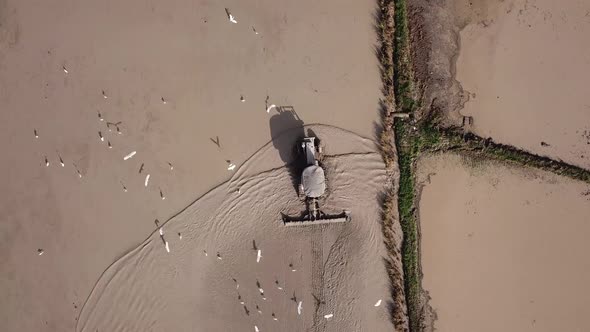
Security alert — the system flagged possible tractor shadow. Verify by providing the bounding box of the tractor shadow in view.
[268,106,309,193]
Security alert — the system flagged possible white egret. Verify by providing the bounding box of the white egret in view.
[225,8,237,24]
[123,151,137,160]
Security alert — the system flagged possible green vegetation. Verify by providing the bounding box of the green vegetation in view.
[393,118,443,331]
[390,0,423,329]
[392,0,415,114]
[394,121,421,332]
[432,127,590,183]
[376,1,411,330]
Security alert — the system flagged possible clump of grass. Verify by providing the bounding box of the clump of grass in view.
[376,0,398,173]
[393,0,416,114]
[380,187,410,330]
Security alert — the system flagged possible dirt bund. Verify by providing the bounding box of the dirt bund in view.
[76,125,397,332]
[456,0,590,168]
[417,153,590,332]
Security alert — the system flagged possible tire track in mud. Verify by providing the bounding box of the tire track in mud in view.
[311,225,325,331]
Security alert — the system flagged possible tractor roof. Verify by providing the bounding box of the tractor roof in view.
[302,164,326,198]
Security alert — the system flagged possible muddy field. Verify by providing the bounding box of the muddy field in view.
[456,0,590,168]
[408,1,590,330]
[418,153,590,332]
[0,0,395,331]
[78,125,395,332]
[409,0,590,167]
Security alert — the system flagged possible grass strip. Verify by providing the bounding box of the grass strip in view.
[430,127,590,183]
[376,0,412,331]
[389,0,424,330]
